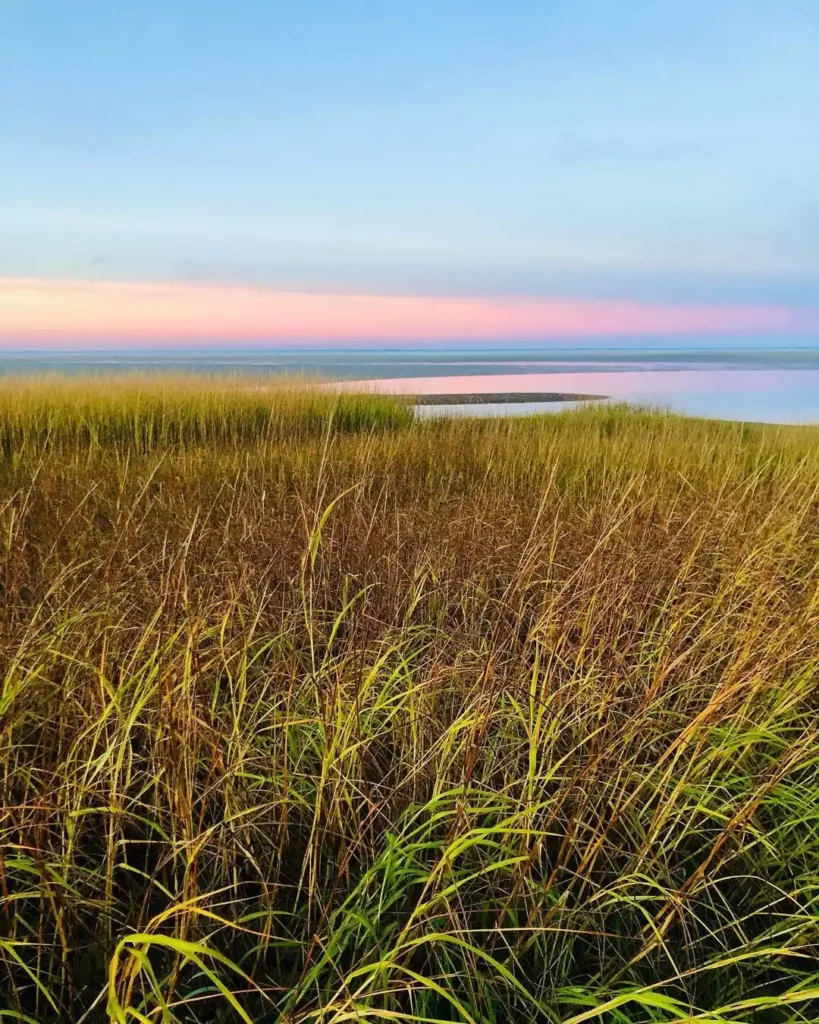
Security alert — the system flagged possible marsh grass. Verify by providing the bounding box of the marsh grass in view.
[0,373,411,454]
[0,376,817,1022]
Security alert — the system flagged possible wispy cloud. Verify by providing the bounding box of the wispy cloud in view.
[1,277,817,347]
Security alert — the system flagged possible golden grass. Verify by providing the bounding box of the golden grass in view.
[0,376,817,1022]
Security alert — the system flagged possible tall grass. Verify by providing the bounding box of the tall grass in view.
[0,374,411,453]
[0,378,817,1022]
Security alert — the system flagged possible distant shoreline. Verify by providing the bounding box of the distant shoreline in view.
[408,392,606,405]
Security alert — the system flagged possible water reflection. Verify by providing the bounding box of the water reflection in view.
[416,400,591,419]
[340,370,819,424]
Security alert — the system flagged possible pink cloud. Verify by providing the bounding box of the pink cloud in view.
[0,277,817,345]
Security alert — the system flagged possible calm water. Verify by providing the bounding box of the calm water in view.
[2,342,819,424]
[359,369,819,424]
[416,400,591,419]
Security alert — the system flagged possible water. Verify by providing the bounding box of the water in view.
[416,400,590,419]
[320,343,819,424]
[2,341,819,423]
[360,369,819,424]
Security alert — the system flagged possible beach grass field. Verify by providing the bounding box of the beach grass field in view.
[1,375,817,1022]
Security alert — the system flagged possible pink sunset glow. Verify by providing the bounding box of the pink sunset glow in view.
[1,278,817,345]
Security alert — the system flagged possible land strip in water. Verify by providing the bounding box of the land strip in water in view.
[409,390,606,404]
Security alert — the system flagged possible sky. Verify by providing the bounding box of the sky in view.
[1,0,818,347]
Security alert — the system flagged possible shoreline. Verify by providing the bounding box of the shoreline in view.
[406,392,606,405]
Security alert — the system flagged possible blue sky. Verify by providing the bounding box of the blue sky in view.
[1,0,818,311]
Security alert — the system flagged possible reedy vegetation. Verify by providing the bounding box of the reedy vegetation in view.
[0,376,817,1023]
